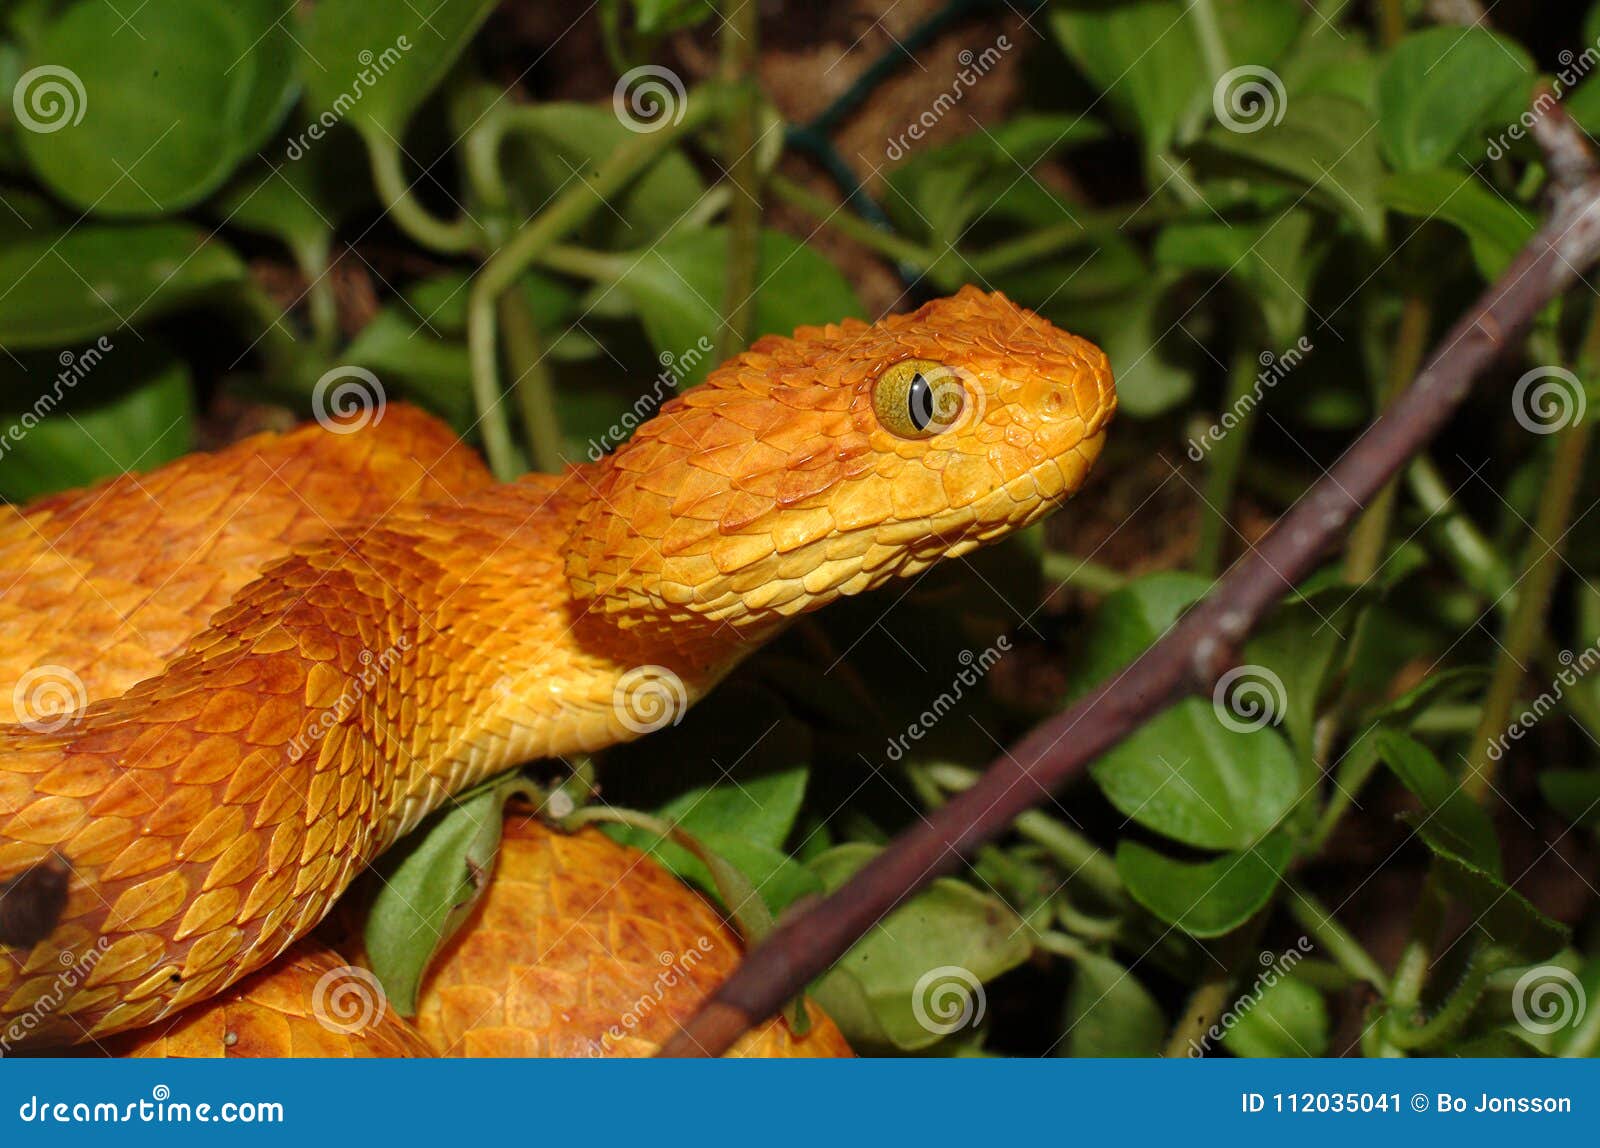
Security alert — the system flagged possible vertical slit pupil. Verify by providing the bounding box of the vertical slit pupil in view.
[908,372,933,431]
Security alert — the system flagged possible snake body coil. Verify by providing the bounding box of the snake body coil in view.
[0,288,1113,1046]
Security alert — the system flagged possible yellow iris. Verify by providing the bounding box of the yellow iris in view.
[872,359,965,438]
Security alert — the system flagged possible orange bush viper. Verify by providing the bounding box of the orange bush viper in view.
[0,286,1114,1046]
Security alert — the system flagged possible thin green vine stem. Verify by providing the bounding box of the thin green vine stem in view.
[1186,0,1230,85]
[467,87,727,479]
[767,173,937,271]
[716,0,762,361]
[497,291,564,473]
[1464,416,1594,801]
[1346,296,1431,583]
[1386,945,1508,1051]
[1195,347,1262,575]
[1040,551,1127,595]
[1462,323,1599,803]
[1406,455,1517,607]
[1284,882,1390,992]
[363,126,482,255]
[922,764,1125,906]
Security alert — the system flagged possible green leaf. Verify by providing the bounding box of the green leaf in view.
[1116,832,1292,938]
[1381,170,1535,280]
[0,340,191,500]
[615,228,862,385]
[19,0,297,215]
[364,776,536,1015]
[0,223,247,348]
[1376,730,1501,875]
[1203,94,1384,243]
[1050,0,1301,156]
[501,103,706,250]
[1050,0,1201,157]
[1376,27,1533,172]
[1220,975,1329,1057]
[344,309,474,431]
[1058,950,1166,1057]
[882,114,1106,248]
[1075,574,1300,850]
[808,844,1031,1052]
[1427,843,1568,962]
[606,768,818,914]
[1154,209,1322,345]
[300,0,497,141]
[1067,272,1194,418]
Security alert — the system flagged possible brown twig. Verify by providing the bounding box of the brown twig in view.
[659,94,1600,1058]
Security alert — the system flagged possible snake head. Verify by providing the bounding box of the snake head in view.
[568,285,1115,629]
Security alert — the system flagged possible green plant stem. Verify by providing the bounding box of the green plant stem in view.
[716,0,762,361]
[228,283,314,395]
[1406,455,1516,607]
[1346,297,1430,583]
[1285,882,1389,991]
[1386,945,1507,1050]
[536,243,630,282]
[1195,348,1261,575]
[497,290,564,473]
[1186,0,1230,84]
[1463,414,1594,802]
[767,173,937,270]
[1377,0,1406,46]
[1384,870,1445,1051]
[923,764,1125,906]
[1040,551,1127,594]
[364,127,481,255]
[467,87,725,479]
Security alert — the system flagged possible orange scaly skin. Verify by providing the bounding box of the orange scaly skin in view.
[95,943,437,1058]
[0,287,1114,1047]
[410,817,853,1057]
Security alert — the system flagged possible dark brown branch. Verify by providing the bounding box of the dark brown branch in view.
[660,94,1600,1058]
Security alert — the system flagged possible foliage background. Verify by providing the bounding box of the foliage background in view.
[4,0,1600,1057]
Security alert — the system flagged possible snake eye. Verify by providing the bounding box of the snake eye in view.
[873,359,966,438]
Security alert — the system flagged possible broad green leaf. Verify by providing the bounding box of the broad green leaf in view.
[0,223,247,348]
[615,228,861,384]
[1067,272,1194,418]
[882,114,1106,247]
[344,309,475,431]
[808,843,1030,1052]
[1116,832,1292,938]
[1051,0,1301,156]
[364,777,536,1015]
[300,0,497,140]
[1154,209,1322,345]
[1376,730,1501,875]
[1381,170,1535,280]
[20,0,297,214]
[501,103,706,250]
[1280,28,1378,109]
[1050,0,1200,156]
[1074,574,1300,850]
[1377,27,1533,172]
[1058,951,1166,1057]
[1203,94,1384,243]
[1220,975,1329,1057]
[0,341,191,500]
[607,768,817,913]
